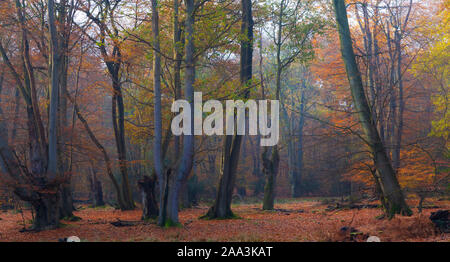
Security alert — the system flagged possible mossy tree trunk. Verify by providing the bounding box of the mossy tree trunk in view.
[333,0,411,218]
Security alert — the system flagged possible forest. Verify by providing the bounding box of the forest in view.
[0,0,448,242]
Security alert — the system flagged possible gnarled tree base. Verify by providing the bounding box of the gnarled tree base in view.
[202,204,236,220]
[31,194,60,231]
[138,175,159,220]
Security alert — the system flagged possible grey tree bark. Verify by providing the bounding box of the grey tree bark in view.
[57,1,76,219]
[149,0,165,226]
[47,0,60,180]
[263,0,284,210]
[163,0,196,226]
[48,0,76,220]
[173,0,183,160]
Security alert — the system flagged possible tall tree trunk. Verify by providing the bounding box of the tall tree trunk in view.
[51,0,77,220]
[47,0,60,180]
[205,0,253,219]
[0,71,3,114]
[392,32,404,171]
[252,28,265,197]
[49,0,76,219]
[386,21,397,160]
[262,2,283,210]
[112,80,134,210]
[10,89,21,143]
[292,85,305,198]
[0,72,7,175]
[374,39,385,144]
[174,0,191,210]
[173,0,183,160]
[163,0,196,226]
[282,99,297,198]
[58,37,75,219]
[150,0,166,226]
[333,0,411,218]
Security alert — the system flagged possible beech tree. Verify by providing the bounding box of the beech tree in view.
[0,0,445,235]
[261,0,323,210]
[333,0,411,217]
[0,0,76,229]
[204,0,254,219]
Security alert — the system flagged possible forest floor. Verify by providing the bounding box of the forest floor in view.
[0,198,448,242]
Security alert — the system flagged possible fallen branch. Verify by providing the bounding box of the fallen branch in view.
[110,219,156,227]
